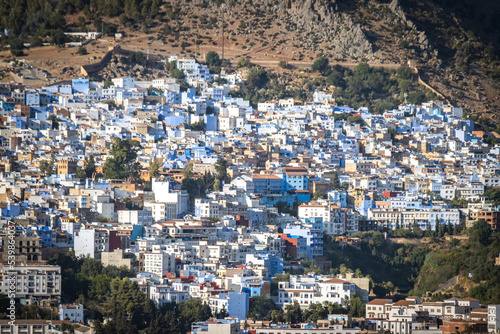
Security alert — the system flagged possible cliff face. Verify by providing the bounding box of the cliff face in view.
[178,0,498,119]
[5,0,499,119]
[283,0,374,60]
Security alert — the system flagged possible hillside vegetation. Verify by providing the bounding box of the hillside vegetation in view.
[413,220,500,304]
[325,221,500,304]
[0,0,499,119]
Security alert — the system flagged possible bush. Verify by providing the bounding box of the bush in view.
[311,56,330,75]
[396,66,413,80]
[129,52,146,65]
[76,46,88,55]
[51,29,67,46]
[237,57,251,68]
[246,66,269,89]
[205,51,221,67]
[326,69,345,88]
[278,60,287,69]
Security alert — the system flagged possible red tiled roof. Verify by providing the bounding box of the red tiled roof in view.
[322,278,349,284]
[367,299,392,305]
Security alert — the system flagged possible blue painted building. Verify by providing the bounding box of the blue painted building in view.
[283,225,323,259]
[72,78,89,94]
[0,203,20,218]
[245,253,283,278]
[0,99,15,111]
[275,166,309,192]
[328,189,347,207]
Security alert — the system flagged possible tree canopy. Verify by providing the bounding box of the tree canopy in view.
[103,137,141,180]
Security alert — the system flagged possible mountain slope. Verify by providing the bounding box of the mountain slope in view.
[0,0,499,120]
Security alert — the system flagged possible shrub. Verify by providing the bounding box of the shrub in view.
[76,46,88,55]
[278,60,287,69]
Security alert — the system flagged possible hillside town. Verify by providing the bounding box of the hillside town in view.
[0,56,499,334]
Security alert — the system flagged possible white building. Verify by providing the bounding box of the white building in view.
[488,305,500,333]
[149,285,190,306]
[278,275,355,309]
[0,264,61,303]
[59,304,84,323]
[143,252,176,277]
[208,292,249,321]
[112,76,135,89]
[117,209,153,226]
[74,229,118,259]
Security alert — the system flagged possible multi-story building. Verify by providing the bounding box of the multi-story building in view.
[488,305,500,333]
[277,275,356,309]
[207,292,249,321]
[283,225,323,259]
[149,285,190,306]
[143,252,176,277]
[57,159,78,175]
[74,229,121,259]
[0,264,61,304]
[478,211,500,231]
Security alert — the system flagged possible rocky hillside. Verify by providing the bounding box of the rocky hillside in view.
[160,0,499,120]
[0,0,499,120]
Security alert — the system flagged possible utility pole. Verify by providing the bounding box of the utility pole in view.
[221,4,225,62]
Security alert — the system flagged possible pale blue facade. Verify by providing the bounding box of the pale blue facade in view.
[284,225,323,259]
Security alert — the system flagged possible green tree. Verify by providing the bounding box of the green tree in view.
[182,162,193,179]
[311,56,330,75]
[129,52,146,65]
[82,155,96,178]
[51,29,67,46]
[215,305,229,319]
[266,309,285,323]
[47,115,60,129]
[347,115,365,125]
[348,295,366,317]
[247,297,276,320]
[215,157,228,183]
[76,46,88,55]
[184,120,205,131]
[205,51,221,68]
[177,299,212,333]
[213,178,221,191]
[285,301,303,324]
[147,311,181,334]
[108,278,151,330]
[273,273,290,282]
[39,160,52,177]
[9,37,24,56]
[332,171,341,188]
[103,138,141,180]
[149,159,161,178]
[304,303,328,322]
[312,191,326,200]
[327,69,345,88]
[88,274,111,300]
[469,219,492,246]
[396,66,413,80]
[246,66,269,89]
[104,79,114,88]
[278,60,287,69]
[237,57,252,68]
